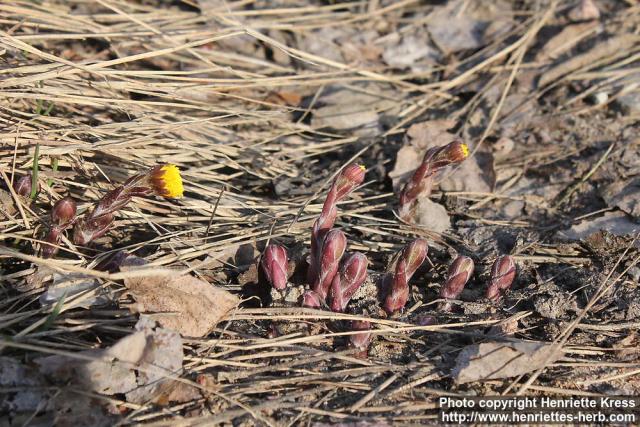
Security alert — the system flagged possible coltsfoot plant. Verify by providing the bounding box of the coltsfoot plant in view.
[438,255,474,312]
[34,164,183,257]
[485,255,517,302]
[398,139,468,220]
[383,238,428,315]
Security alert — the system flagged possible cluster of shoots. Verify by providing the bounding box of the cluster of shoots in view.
[260,164,371,352]
[17,164,184,258]
[398,139,468,219]
[261,163,368,308]
[258,142,516,357]
[438,254,517,310]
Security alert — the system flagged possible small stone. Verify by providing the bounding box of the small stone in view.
[568,0,600,22]
[413,198,451,232]
[591,91,608,105]
[502,200,525,219]
[616,92,640,115]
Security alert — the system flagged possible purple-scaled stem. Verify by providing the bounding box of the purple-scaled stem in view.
[313,229,347,300]
[42,197,77,258]
[439,255,474,312]
[13,175,35,198]
[329,252,368,312]
[485,255,516,302]
[73,164,183,246]
[398,140,468,219]
[349,320,372,358]
[384,238,428,315]
[261,244,289,290]
[308,164,365,283]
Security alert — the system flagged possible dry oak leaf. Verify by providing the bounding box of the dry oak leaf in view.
[124,271,239,337]
[452,340,561,384]
[36,317,183,401]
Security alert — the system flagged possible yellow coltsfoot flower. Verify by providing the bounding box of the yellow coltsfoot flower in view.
[149,164,184,198]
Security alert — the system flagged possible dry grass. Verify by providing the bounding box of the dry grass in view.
[2,0,640,425]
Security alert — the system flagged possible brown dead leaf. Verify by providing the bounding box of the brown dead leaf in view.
[568,0,600,22]
[265,90,302,107]
[439,152,495,194]
[382,31,439,70]
[539,35,639,87]
[602,177,640,218]
[390,120,494,194]
[560,211,640,241]
[406,119,457,150]
[124,270,239,337]
[536,21,600,61]
[311,84,400,136]
[36,318,184,403]
[0,357,52,414]
[0,187,17,218]
[428,0,513,54]
[452,340,561,384]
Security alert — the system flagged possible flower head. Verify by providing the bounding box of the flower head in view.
[149,164,183,198]
[440,256,474,300]
[329,252,368,312]
[334,163,366,200]
[398,140,468,219]
[439,255,474,312]
[13,174,35,198]
[384,238,428,315]
[261,244,289,291]
[51,196,77,227]
[485,255,516,302]
[313,229,347,300]
[428,139,469,166]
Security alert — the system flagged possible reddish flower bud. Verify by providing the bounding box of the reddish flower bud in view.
[384,239,428,315]
[13,175,34,197]
[432,139,469,166]
[51,196,77,227]
[42,227,61,259]
[261,244,288,291]
[329,252,368,312]
[349,320,372,357]
[485,255,516,302]
[334,163,366,200]
[398,140,468,218]
[439,256,474,312]
[313,229,347,300]
[403,239,429,280]
[301,290,323,308]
